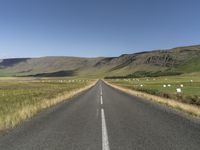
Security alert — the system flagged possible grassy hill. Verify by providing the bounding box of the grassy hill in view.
[0,45,200,77]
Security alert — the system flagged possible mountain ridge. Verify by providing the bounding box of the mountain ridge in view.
[0,45,200,77]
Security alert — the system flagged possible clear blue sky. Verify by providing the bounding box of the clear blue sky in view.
[0,0,200,58]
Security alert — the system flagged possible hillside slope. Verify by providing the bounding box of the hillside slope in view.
[0,45,200,77]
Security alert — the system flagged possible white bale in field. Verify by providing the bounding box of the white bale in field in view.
[176,88,182,93]
[168,84,171,87]
[140,84,143,87]
[180,84,184,87]
[163,84,166,88]
[190,80,193,82]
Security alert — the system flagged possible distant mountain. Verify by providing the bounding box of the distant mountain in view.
[0,45,200,77]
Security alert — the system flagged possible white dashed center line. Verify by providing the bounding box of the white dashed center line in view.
[101,108,110,150]
[101,95,103,105]
[100,83,110,150]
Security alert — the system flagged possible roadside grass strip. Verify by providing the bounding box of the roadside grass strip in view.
[0,79,97,131]
[104,80,200,118]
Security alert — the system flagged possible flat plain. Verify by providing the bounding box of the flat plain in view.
[0,77,93,130]
[106,74,200,105]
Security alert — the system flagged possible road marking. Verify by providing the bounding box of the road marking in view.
[101,95,103,105]
[101,108,110,150]
[100,84,103,105]
[100,85,102,96]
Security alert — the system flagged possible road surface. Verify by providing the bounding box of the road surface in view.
[0,80,200,150]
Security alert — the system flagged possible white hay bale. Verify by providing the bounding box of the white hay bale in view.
[176,88,182,93]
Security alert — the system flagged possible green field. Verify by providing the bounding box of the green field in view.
[106,74,200,105]
[0,77,94,130]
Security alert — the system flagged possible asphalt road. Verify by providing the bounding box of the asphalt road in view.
[0,80,200,150]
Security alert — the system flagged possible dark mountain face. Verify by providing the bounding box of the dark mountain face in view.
[0,45,200,77]
[0,58,30,68]
[94,57,116,67]
[144,53,175,67]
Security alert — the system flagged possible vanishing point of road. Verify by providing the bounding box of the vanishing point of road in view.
[0,80,200,150]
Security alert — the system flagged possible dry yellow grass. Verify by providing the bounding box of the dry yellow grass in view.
[0,80,97,131]
[104,80,200,117]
